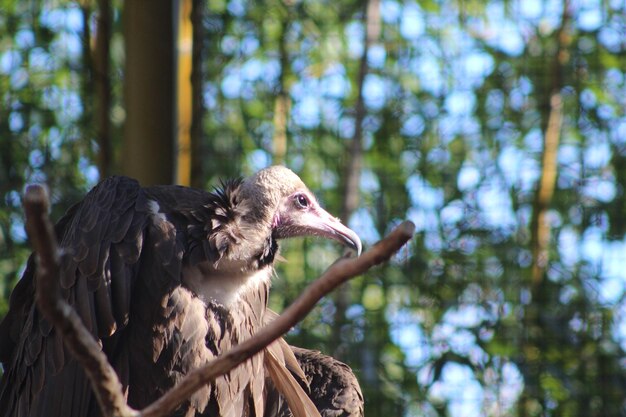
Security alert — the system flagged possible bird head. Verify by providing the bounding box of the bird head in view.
[237,166,362,257]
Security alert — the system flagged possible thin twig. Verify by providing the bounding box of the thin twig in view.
[141,221,415,417]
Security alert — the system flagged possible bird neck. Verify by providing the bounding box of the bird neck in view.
[182,261,273,310]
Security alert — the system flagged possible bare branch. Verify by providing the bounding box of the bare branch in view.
[24,185,137,417]
[141,221,415,417]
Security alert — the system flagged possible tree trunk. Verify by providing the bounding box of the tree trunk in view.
[190,0,205,188]
[94,0,112,178]
[123,0,177,185]
[519,2,571,416]
[176,0,193,186]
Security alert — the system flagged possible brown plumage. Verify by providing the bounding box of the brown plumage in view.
[0,166,363,417]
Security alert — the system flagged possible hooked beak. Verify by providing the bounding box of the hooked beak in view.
[317,214,362,256]
[274,207,362,256]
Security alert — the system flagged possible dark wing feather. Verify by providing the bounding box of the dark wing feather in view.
[0,176,148,417]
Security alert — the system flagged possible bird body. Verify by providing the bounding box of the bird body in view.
[0,166,362,417]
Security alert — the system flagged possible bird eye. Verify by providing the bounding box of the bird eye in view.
[295,194,309,209]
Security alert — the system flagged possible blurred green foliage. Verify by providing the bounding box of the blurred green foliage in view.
[1,1,626,416]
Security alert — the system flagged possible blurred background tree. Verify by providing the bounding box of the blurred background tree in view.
[1,1,626,416]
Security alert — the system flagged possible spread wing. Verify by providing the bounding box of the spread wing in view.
[0,176,255,417]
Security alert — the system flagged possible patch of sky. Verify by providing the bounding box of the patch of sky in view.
[5,190,21,208]
[320,168,338,189]
[560,285,579,304]
[443,305,485,328]
[458,163,481,191]
[496,21,525,56]
[401,114,425,137]
[321,69,349,99]
[346,304,364,321]
[292,95,320,128]
[558,143,580,166]
[367,44,386,69]
[599,275,623,305]
[389,314,430,367]
[227,0,246,17]
[463,51,495,88]
[360,169,380,193]
[427,146,451,165]
[613,120,626,145]
[584,140,610,169]
[29,149,44,169]
[500,363,524,410]
[345,21,364,59]
[425,231,443,252]
[203,82,219,109]
[598,239,626,304]
[538,0,567,35]
[445,90,476,117]
[406,174,444,209]
[16,29,35,49]
[523,128,543,153]
[518,157,540,193]
[476,180,516,230]
[338,116,355,139]
[10,214,27,243]
[55,90,83,125]
[484,4,524,56]
[247,149,271,172]
[616,304,626,351]
[291,78,318,100]
[221,69,241,99]
[290,56,308,75]
[380,0,401,23]
[78,157,100,186]
[558,226,580,267]
[433,363,483,417]
[400,150,420,172]
[9,112,23,132]
[321,99,342,127]
[221,35,238,55]
[48,127,63,160]
[406,207,438,233]
[348,208,380,245]
[518,0,542,21]
[577,2,603,31]
[53,31,82,60]
[580,89,598,110]
[29,47,55,72]
[241,35,259,55]
[240,58,264,81]
[363,74,386,110]
[0,50,21,74]
[582,177,616,203]
[400,3,425,41]
[580,226,603,265]
[597,104,615,120]
[40,7,80,32]
[411,55,443,96]
[605,68,624,88]
[441,200,465,226]
[598,23,621,53]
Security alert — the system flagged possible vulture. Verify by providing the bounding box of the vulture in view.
[0,166,364,417]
